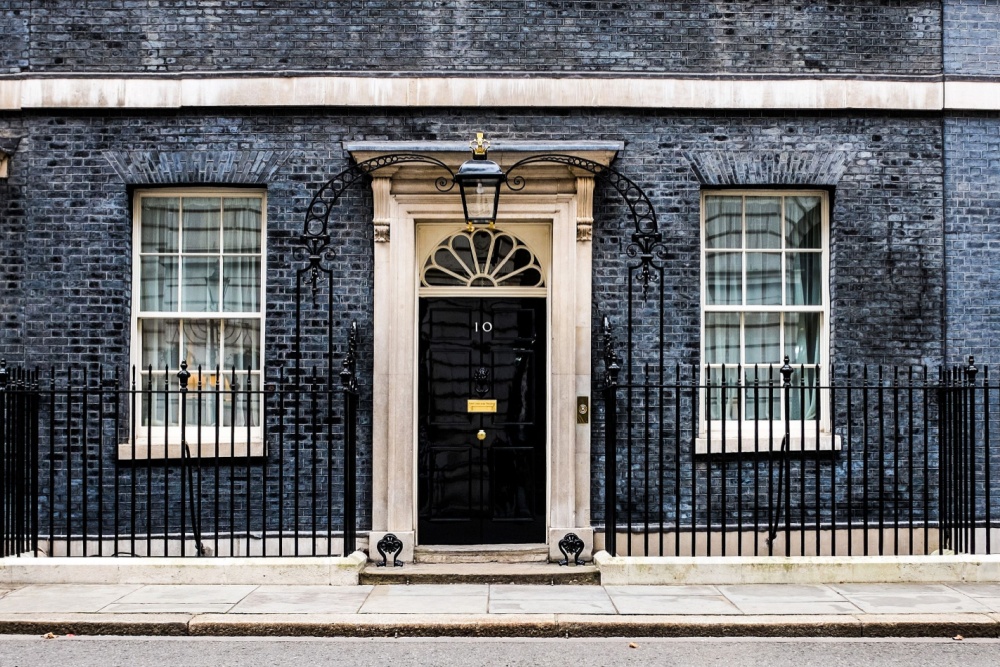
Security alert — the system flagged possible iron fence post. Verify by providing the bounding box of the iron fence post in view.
[340,321,359,556]
[966,356,979,553]
[781,357,793,557]
[602,317,622,557]
[0,360,7,556]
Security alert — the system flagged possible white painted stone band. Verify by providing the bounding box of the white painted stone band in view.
[593,551,1000,585]
[3,76,994,111]
[0,552,369,585]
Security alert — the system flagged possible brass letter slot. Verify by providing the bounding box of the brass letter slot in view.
[467,399,497,413]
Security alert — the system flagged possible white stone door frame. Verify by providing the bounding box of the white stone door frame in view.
[347,141,621,561]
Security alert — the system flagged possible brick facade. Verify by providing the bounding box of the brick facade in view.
[0,1,941,76]
[0,2,998,544]
[945,113,1000,359]
[946,0,1000,75]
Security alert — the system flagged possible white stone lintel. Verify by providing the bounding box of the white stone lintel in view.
[0,75,964,111]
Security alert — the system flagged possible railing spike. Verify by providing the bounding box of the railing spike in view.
[780,356,793,387]
[966,356,978,384]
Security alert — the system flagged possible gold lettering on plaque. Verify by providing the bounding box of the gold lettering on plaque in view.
[467,399,497,413]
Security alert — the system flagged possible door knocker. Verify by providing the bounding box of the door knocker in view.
[473,366,490,397]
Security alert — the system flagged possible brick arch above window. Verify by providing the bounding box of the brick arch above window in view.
[105,150,292,185]
[683,150,852,187]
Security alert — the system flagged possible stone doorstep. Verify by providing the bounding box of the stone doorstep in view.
[360,562,600,586]
[413,543,550,564]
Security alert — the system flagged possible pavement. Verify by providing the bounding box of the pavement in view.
[4,581,1000,638]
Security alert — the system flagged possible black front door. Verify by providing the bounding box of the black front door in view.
[418,297,546,544]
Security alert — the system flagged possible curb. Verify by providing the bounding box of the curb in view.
[1,613,997,638]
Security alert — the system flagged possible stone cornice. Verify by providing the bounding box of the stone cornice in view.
[2,75,992,111]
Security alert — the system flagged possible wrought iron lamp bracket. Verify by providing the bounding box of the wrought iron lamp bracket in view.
[503,154,664,291]
[300,154,457,294]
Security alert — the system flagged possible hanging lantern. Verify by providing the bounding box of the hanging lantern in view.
[454,133,506,231]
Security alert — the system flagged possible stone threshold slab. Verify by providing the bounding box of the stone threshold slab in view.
[360,562,600,585]
[594,552,1000,586]
[0,612,997,638]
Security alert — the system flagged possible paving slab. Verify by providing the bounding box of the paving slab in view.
[359,584,488,614]
[113,584,258,605]
[946,583,1000,611]
[100,603,236,614]
[229,585,373,614]
[0,581,994,637]
[948,597,1000,612]
[720,584,861,614]
[605,585,742,615]
[0,584,141,613]
[948,583,1000,597]
[719,583,846,601]
[831,583,991,614]
[488,584,616,614]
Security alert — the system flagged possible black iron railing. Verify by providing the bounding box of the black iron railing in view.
[0,364,40,558]
[0,336,361,558]
[599,352,997,558]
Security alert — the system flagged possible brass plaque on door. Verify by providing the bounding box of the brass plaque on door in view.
[467,399,498,413]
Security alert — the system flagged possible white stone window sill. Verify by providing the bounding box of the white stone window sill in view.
[117,433,265,460]
[694,433,841,455]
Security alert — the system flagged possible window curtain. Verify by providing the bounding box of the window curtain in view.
[222,197,262,315]
[785,196,823,420]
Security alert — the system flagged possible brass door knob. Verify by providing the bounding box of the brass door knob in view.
[476,429,486,441]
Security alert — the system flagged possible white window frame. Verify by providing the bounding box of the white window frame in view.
[698,189,837,454]
[121,188,267,460]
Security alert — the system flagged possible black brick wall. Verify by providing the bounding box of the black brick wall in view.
[1,1,942,76]
[945,0,1000,76]
[0,110,946,370]
[945,113,1000,359]
[0,108,948,528]
[0,132,25,360]
[0,2,28,73]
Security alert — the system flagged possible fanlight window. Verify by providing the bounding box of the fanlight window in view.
[421,228,545,288]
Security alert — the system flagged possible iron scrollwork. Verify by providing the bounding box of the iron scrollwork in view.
[375,533,404,567]
[557,532,586,566]
[300,154,456,296]
[504,154,665,294]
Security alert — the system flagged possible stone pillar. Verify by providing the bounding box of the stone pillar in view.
[369,175,417,561]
